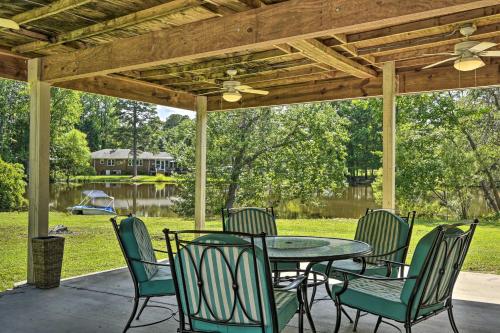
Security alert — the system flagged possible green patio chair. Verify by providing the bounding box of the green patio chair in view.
[312,209,415,327]
[111,216,176,332]
[331,220,478,333]
[222,207,299,275]
[164,229,306,333]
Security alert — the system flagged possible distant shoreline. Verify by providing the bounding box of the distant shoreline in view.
[68,174,180,184]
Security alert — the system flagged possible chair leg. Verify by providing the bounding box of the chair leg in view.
[124,297,140,333]
[136,296,150,320]
[448,307,460,333]
[298,298,304,333]
[404,323,412,333]
[342,307,353,323]
[353,310,361,331]
[373,316,382,333]
[333,297,343,333]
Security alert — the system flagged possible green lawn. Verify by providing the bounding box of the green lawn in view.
[70,174,179,183]
[1,212,498,292]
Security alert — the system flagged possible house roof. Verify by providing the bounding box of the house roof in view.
[91,149,174,160]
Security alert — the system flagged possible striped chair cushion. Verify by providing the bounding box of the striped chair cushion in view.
[225,208,277,236]
[355,210,409,264]
[173,233,298,332]
[118,217,158,282]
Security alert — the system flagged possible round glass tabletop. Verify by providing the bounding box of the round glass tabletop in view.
[265,236,371,262]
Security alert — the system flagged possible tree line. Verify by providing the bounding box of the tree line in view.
[0,78,498,219]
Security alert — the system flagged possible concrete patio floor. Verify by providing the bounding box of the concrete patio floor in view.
[0,268,499,333]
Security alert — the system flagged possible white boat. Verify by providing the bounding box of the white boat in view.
[67,190,116,215]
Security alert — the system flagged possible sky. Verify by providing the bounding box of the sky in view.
[157,105,195,120]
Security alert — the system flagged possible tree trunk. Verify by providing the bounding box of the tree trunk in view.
[133,107,138,177]
[462,129,500,214]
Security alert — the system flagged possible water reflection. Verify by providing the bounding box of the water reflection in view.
[49,183,491,219]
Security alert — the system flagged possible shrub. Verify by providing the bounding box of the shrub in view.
[0,158,26,211]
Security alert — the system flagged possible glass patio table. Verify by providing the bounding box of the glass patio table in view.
[265,236,372,333]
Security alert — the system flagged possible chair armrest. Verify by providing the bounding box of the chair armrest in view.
[275,275,307,291]
[378,259,410,267]
[362,245,408,259]
[129,257,170,267]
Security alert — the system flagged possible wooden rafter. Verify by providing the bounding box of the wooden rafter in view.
[207,59,500,111]
[136,49,288,79]
[288,39,377,78]
[39,0,500,83]
[10,0,93,25]
[13,0,206,54]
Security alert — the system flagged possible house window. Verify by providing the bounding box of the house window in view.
[107,159,115,166]
[100,159,104,165]
[128,159,143,166]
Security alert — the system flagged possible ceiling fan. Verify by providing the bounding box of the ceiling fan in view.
[0,18,20,30]
[204,69,269,102]
[422,23,499,71]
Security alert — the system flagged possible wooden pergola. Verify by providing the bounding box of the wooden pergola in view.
[0,0,499,283]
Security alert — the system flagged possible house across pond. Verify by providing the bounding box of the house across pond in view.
[91,149,178,175]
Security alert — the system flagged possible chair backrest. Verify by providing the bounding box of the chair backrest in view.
[222,207,278,236]
[401,221,478,320]
[355,210,412,264]
[111,216,158,283]
[165,230,278,333]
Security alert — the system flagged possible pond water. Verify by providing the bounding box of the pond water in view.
[49,182,491,219]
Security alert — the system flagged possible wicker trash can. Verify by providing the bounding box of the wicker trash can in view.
[32,236,65,289]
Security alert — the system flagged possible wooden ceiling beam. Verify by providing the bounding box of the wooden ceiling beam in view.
[288,39,377,78]
[0,52,195,109]
[12,0,206,54]
[40,0,499,83]
[207,59,500,111]
[348,6,500,49]
[374,32,500,63]
[136,49,288,79]
[10,0,93,25]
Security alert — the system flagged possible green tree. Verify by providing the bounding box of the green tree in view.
[172,104,349,216]
[78,93,119,151]
[0,157,26,211]
[115,100,162,176]
[335,99,382,180]
[52,129,92,182]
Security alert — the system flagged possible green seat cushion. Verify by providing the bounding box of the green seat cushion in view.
[313,260,389,278]
[331,277,443,322]
[138,265,175,297]
[191,290,298,333]
[118,216,158,282]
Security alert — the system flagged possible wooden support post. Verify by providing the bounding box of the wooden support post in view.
[382,61,396,211]
[27,58,51,283]
[194,96,207,230]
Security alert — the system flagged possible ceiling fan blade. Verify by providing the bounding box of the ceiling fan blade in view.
[480,50,500,57]
[198,89,224,96]
[422,57,459,69]
[421,52,457,57]
[0,18,20,30]
[236,86,269,95]
[469,42,497,53]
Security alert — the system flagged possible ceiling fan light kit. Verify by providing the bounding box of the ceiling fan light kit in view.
[454,55,485,71]
[223,91,242,102]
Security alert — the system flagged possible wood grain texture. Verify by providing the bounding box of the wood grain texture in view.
[0,54,27,81]
[288,39,376,78]
[56,75,196,109]
[40,0,499,82]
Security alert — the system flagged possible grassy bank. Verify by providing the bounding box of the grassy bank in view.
[70,174,179,183]
[1,212,498,292]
